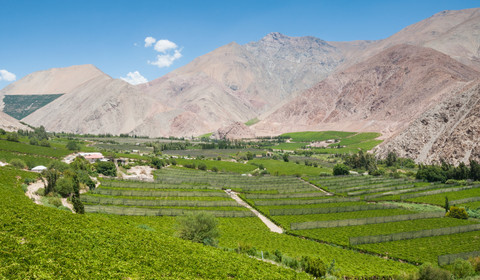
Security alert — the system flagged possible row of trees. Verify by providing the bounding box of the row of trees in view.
[416,160,480,183]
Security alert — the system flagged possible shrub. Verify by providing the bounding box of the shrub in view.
[198,163,207,171]
[21,183,28,193]
[175,212,219,246]
[333,164,349,176]
[469,256,480,272]
[66,141,80,151]
[6,132,19,142]
[446,206,468,219]
[211,166,218,172]
[55,177,74,197]
[301,256,326,278]
[10,158,27,169]
[150,157,164,169]
[48,197,63,208]
[452,258,475,278]
[417,263,451,280]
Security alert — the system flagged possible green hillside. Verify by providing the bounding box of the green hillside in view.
[0,167,310,279]
[3,94,63,119]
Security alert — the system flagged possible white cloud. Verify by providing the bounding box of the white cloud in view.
[148,49,182,68]
[144,36,156,47]
[0,69,16,82]
[144,36,182,68]
[120,71,148,85]
[154,39,177,53]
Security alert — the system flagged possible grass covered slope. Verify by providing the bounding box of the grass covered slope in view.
[0,167,310,279]
[2,94,63,120]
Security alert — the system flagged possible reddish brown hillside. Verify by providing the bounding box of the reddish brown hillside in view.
[254,44,480,137]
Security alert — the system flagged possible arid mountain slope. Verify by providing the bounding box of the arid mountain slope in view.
[254,44,480,137]
[22,74,165,136]
[136,34,373,136]
[0,64,105,95]
[344,8,480,71]
[0,111,29,132]
[377,81,480,164]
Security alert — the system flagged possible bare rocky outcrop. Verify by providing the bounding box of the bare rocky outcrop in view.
[376,81,480,165]
[212,122,255,140]
[254,44,480,138]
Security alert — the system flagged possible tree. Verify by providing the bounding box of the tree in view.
[444,196,449,213]
[95,161,117,177]
[386,151,397,167]
[175,212,219,246]
[55,177,75,197]
[282,153,289,162]
[470,160,480,181]
[72,195,85,214]
[333,164,349,176]
[42,169,61,195]
[301,256,326,278]
[66,141,80,151]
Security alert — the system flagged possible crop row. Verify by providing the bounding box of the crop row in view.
[401,184,480,200]
[254,197,360,206]
[82,195,240,207]
[290,211,445,230]
[293,217,476,246]
[364,184,445,200]
[93,188,228,197]
[245,192,327,199]
[84,204,254,217]
[350,223,480,245]
[270,203,398,216]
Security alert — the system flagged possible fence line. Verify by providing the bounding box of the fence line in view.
[350,224,480,245]
[438,251,480,266]
[291,212,445,230]
[270,204,397,216]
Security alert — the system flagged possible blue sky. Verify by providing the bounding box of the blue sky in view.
[0,0,478,88]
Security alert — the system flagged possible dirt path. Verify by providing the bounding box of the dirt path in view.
[61,198,74,212]
[25,180,46,205]
[226,190,283,234]
[298,177,333,196]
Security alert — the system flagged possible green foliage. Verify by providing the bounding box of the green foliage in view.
[417,263,451,280]
[198,163,207,171]
[469,256,480,273]
[150,157,165,169]
[66,141,80,151]
[176,212,220,246]
[2,94,63,119]
[95,161,117,177]
[48,196,62,208]
[333,164,349,176]
[0,167,308,279]
[244,118,260,126]
[446,206,468,219]
[42,168,60,195]
[451,258,475,278]
[48,160,69,172]
[9,158,27,169]
[72,195,85,214]
[302,256,326,278]
[386,151,397,167]
[55,177,74,197]
[444,196,449,213]
[283,153,289,162]
[280,131,356,142]
[344,150,377,172]
[6,132,19,142]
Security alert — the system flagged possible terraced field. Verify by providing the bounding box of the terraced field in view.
[273,175,480,265]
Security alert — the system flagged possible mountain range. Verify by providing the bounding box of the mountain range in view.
[1,8,479,163]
